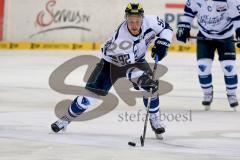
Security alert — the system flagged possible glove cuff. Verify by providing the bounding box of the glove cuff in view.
[178,22,191,29]
[155,38,170,47]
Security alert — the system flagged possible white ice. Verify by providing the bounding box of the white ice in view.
[0,50,240,160]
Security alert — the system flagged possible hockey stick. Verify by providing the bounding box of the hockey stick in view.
[189,36,240,48]
[140,55,159,147]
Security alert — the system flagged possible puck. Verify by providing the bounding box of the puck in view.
[128,141,136,147]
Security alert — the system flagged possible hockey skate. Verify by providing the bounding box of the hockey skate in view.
[51,116,70,133]
[202,92,213,111]
[227,94,238,111]
[149,112,165,140]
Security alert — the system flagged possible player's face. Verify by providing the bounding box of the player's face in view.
[126,15,143,36]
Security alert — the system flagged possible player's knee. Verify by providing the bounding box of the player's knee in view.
[126,67,145,82]
[220,60,237,76]
[126,67,158,92]
[197,59,213,75]
[68,95,97,117]
[126,67,144,90]
[220,60,238,86]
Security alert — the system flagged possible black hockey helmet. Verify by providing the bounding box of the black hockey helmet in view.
[125,3,144,17]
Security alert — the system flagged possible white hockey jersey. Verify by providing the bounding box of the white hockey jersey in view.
[101,15,173,67]
[179,0,240,39]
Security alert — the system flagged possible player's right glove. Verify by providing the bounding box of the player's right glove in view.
[176,23,191,43]
[151,38,170,61]
[137,73,159,93]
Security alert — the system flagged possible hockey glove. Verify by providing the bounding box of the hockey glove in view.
[176,23,191,43]
[151,38,170,61]
[137,74,159,93]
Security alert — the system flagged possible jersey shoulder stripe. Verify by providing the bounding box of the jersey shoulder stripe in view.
[184,6,198,16]
[114,22,125,40]
[143,28,154,37]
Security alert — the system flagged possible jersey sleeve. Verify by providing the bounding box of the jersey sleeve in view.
[228,0,240,31]
[178,0,198,28]
[101,35,114,56]
[146,15,173,43]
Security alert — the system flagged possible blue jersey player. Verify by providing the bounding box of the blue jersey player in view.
[177,0,240,111]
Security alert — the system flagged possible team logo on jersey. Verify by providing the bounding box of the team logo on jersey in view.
[216,5,227,12]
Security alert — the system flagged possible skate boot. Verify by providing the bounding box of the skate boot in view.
[51,116,70,133]
[149,112,165,139]
[227,94,238,111]
[202,91,213,111]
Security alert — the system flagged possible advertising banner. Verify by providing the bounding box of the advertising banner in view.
[4,0,193,42]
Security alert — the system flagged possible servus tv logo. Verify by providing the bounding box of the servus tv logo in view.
[31,0,91,38]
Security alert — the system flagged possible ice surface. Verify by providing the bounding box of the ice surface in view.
[0,50,240,160]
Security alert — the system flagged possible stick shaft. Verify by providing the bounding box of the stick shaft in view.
[141,56,159,146]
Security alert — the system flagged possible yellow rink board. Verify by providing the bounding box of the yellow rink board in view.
[0,42,239,53]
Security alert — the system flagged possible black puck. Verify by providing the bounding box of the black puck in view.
[128,141,136,147]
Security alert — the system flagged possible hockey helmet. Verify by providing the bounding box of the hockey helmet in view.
[125,3,144,17]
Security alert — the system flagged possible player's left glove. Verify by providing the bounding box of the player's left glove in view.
[151,38,170,61]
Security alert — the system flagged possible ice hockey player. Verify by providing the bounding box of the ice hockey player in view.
[51,3,173,138]
[176,0,240,111]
